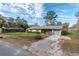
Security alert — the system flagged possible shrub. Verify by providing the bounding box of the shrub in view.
[61,30,70,35]
[19,34,43,40]
[34,35,42,39]
[0,36,4,38]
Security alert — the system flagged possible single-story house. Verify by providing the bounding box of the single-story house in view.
[28,25,63,35]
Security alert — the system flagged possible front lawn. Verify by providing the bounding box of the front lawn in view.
[0,32,47,47]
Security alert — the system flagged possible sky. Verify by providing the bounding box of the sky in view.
[0,3,79,26]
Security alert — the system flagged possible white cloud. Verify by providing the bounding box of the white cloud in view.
[68,3,79,7]
[58,15,76,19]
[61,10,68,13]
[0,0,29,3]
[56,9,69,15]
[0,4,3,8]
[0,11,5,16]
[35,3,44,18]
[0,3,44,17]
[9,3,44,22]
[0,3,44,24]
[9,3,36,17]
[0,4,5,16]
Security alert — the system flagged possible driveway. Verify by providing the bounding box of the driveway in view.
[0,35,64,56]
[28,35,64,56]
[0,41,35,56]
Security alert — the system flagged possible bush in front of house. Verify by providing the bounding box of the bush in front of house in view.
[0,36,4,38]
[30,35,43,39]
[34,35,43,39]
[20,34,44,40]
[61,30,70,35]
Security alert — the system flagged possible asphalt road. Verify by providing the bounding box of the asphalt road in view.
[0,41,35,56]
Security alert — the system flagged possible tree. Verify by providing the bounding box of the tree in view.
[15,17,28,30]
[15,17,21,27]
[16,17,20,20]
[34,23,38,26]
[44,10,58,25]
[61,22,69,35]
[57,21,62,25]
[63,22,69,31]
[75,11,79,29]
[0,17,6,28]
[75,11,79,20]
[0,15,29,31]
[8,17,14,22]
[20,18,28,30]
[5,17,15,28]
[72,19,79,29]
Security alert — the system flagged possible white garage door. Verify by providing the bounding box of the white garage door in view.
[53,30,61,35]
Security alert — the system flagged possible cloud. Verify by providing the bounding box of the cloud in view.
[56,9,70,15]
[0,11,5,16]
[68,3,79,7]
[0,4,6,16]
[0,0,28,3]
[9,3,44,18]
[35,3,44,18]
[58,15,76,19]
[0,3,44,25]
[61,10,68,13]
[11,3,44,23]
[0,4,3,8]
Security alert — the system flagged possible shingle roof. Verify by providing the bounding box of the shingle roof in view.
[28,25,63,30]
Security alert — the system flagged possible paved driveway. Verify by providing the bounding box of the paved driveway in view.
[28,35,64,56]
[0,41,35,56]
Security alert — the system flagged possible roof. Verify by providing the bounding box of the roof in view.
[28,25,63,30]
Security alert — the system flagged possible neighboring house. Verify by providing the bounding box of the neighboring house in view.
[0,27,25,33]
[28,25,63,35]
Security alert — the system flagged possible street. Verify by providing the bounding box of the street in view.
[0,41,35,56]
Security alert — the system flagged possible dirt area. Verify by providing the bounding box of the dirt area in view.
[60,36,79,56]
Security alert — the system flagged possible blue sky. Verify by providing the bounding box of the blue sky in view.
[0,3,79,26]
[44,3,79,26]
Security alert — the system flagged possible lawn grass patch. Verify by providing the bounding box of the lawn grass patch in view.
[0,32,47,47]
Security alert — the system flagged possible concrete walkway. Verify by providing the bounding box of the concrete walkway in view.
[28,35,64,56]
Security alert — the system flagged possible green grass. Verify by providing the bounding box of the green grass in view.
[2,32,39,36]
[0,32,47,47]
[62,30,79,53]
[2,32,47,39]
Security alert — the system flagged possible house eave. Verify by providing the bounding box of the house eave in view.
[28,25,63,30]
